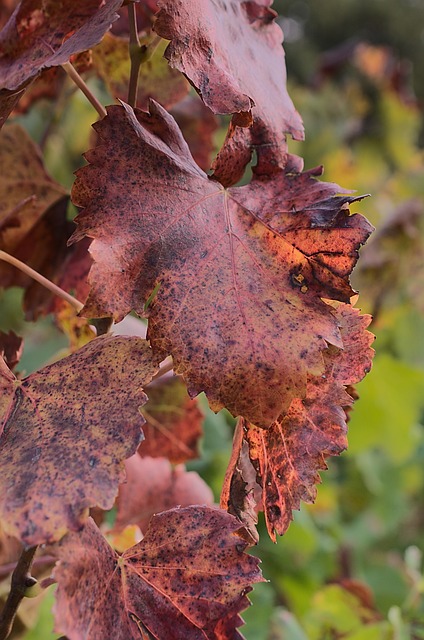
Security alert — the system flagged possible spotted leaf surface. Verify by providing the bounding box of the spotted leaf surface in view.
[71,102,372,427]
[53,509,263,639]
[223,304,374,540]
[154,0,303,178]
[0,336,157,546]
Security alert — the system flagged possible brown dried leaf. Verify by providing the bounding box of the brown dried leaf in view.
[140,376,203,463]
[223,304,374,540]
[115,454,214,532]
[0,330,23,371]
[220,420,261,545]
[53,509,263,639]
[0,336,157,546]
[71,102,373,428]
[154,0,304,183]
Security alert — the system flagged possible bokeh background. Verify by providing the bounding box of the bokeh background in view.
[1,0,424,638]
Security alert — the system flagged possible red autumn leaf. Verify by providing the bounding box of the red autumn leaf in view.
[0,330,23,371]
[140,375,203,463]
[71,101,372,428]
[115,454,214,532]
[0,0,121,91]
[53,508,263,639]
[0,336,157,546]
[222,303,374,541]
[154,0,304,183]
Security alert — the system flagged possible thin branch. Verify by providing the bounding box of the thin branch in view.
[62,62,107,119]
[0,546,37,640]
[0,250,84,313]
[127,2,142,107]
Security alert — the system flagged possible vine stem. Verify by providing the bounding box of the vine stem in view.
[0,546,37,640]
[0,250,84,313]
[127,1,142,107]
[61,62,107,119]
[0,556,55,581]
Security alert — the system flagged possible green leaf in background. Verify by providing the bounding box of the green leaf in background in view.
[348,354,424,462]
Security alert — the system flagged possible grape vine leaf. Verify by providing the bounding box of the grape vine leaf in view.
[0,336,157,546]
[140,376,203,463]
[154,0,304,182]
[221,303,374,540]
[71,101,373,428]
[53,509,264,639]
[115,454,214,532]
[0,0,122,90]
[0,330,23,371]
[92,32,189,110]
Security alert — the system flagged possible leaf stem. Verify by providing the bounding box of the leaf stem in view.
[0,556,55,581]
[0,546,37,640]
[127,2,142,107]
[62,62,107,119]
[0,250,84,313]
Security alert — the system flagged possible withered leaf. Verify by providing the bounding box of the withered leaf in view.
[71,102,372,427]
[0,336,157,546]
[154,0,304,182]
[53,509,263,639]
[223,304,374,540]
[115,454,214,532]
[140,375,203,463]
[0,0,122,91]
[0,330,23,371]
